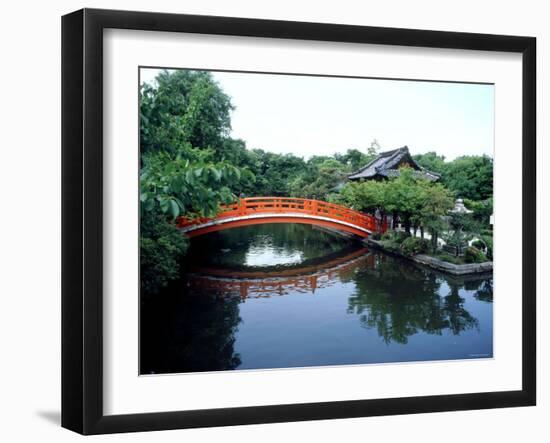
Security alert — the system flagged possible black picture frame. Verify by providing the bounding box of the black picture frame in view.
[62,8,536,435]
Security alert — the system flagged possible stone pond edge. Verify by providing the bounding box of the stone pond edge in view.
[364,238,493,276]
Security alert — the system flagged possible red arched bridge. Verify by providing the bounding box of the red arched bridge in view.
[177,197,387,238]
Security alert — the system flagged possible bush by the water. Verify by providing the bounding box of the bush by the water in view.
[479,234,493,260]
[378,230,412,254]
[370,232,382,240]
[464,246,488,264]
[140,210,189,294]
[434,252,465,265]
[381,230,410,243]
[400,237,429,256]
[471,239,486,250]
[380,241,401,253]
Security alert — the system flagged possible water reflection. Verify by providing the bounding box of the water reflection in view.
[347,257,480,344]
[182,224,358,271]
[188,247,371,299]
[140,224,493,374]
[140,287,242,374]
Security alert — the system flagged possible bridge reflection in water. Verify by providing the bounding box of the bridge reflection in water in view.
[187,248,375,300]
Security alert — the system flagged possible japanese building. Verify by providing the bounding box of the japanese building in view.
[348,146,440,182]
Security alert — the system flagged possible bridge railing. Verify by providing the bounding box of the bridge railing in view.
[177,197,387,233]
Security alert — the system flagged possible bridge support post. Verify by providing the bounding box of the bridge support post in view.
[311,200,317,215]
[238,199,246,216]
[240,281,248,300]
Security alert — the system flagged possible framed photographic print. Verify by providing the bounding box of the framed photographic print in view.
[62,8,536,435]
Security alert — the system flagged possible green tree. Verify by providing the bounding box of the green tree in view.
[413,151,447,175]
[339,180,385,214]
[442,212,480,257]
[140,70,232,157]
[417,182,454,250]
[334,148,371,171]
[339,168,454,245]
[139,70,247,293]
[383,168,425,234]
[140,152,242,220]
[244,150,307,196]
[442,155,493,200]
[464,197,493,226]
[414,153,493,201]
[290,158,346,199]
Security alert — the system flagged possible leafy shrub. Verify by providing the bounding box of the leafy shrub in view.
[479,234,493,260]
[400,237,429,256]
[381,230,409,243]
[464,246,488,264]
[434,252,465,264]
[393,231,411,244]
[471,239,485,250]
[464,197,493,225]
[140,209,189,295]
[370,232,381,240]
[380,240,401,253]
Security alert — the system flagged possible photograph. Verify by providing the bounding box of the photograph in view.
[138,67,495,375]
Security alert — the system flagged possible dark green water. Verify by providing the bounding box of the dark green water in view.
[140,224,493,374]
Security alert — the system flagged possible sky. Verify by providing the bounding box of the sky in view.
[140,68,494,161]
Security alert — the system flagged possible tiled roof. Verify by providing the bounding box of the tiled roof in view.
[348,146,440,181]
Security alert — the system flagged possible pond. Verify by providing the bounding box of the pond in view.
[140,224,493,374]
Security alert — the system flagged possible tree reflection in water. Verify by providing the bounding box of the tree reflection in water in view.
[140,284,242,374]
[471,278,494,303]
[346,256,481,344]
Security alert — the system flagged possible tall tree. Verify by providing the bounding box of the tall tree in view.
[339,180,385,214]
[443,155,493,200]
[339,167,453,239]
[290,158,346,199]
[140,70,233,157]
[415,152,493,201]
[417,182,454,249]
[139,70,246,293]
[413,151,447,175]
[383,168,425,234]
